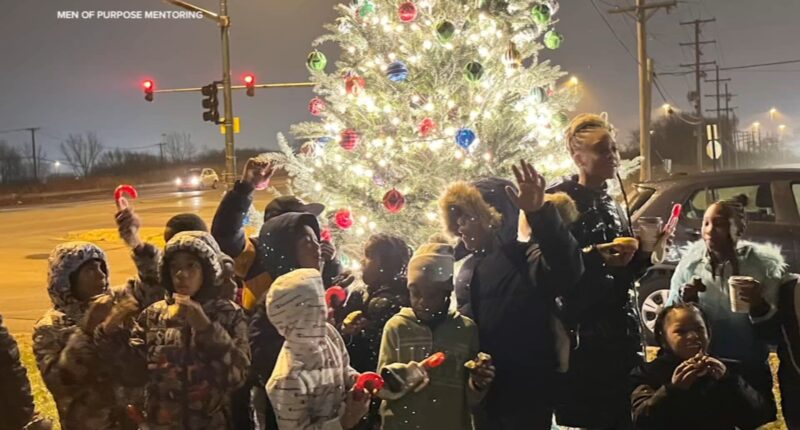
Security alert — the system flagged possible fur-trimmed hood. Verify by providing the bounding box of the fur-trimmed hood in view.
[47,242,109,314]
[439,177,518,247]
[680,239,787,278]
[159,231,233,302]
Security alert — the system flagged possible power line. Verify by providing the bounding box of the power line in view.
[658,58,800,76]
[589,0,639,64]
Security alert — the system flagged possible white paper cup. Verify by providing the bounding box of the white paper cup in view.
[635,217,663,253]
[728,276,754,313]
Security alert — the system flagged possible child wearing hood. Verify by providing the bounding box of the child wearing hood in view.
[377,241,495,430]
[97,231,250,429]
[630,303,773,429]
[266,269,370,429]
[33,242,142,429]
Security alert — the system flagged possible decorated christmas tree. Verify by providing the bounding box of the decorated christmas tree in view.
[278,0,578,269]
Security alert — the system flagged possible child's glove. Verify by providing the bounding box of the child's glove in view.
[341,311,368,336]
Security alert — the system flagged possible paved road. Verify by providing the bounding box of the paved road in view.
[0,181,285,335]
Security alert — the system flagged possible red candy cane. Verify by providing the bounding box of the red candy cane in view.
[421,352,447,369]
[355,372,385,394]
[325,286,347,308]
[320,228,333,243]
[664,203,682,234]
[114,185,138,210]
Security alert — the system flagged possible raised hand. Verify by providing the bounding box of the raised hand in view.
[241,156,276,190]
[505,159,547,213]
[115,207,143,249]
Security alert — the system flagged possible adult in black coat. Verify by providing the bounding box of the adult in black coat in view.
[549,113,655,429]
[440,160,584,430]
[0,313,49,430]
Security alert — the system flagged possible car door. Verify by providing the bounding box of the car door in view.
[679,180,795,268]
[201,169,215,187]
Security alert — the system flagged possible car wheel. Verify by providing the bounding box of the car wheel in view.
[636,265,675,345]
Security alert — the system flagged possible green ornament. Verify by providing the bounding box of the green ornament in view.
[464,61,484,82]
[531,3,551,25]
[436,20,456,42]
[543,30,564,50]
[552,112,569,128]
[306,50,327,72]
[358,0,375,17]
[531,87,547,103]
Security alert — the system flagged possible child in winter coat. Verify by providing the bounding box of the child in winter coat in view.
[97,231,250,429]
[630,303,773,429]
[266,268,370,429]
[33,242,144,430]
[341,233,412,373]
[377,241,495,430]
[667,200,784,421]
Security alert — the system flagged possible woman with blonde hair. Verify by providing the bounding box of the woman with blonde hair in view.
[549,113,659,429]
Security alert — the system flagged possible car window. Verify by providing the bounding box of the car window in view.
[187,168,201,175]
[628,186,655,215]
[793,183,800,217]
[685,183,775,222]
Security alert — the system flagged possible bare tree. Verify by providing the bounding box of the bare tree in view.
[164,132,196,163]
[19,142,47,180]
[0,140,24,184]
[60,132,104,177]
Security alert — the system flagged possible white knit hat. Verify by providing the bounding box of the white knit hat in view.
[407,242,455,291]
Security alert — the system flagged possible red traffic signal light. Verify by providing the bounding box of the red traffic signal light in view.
[243,74,255,97]
[142,80,154,102]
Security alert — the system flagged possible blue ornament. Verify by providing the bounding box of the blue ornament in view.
[387,61,409,82]
[455,128,477,149]
[318,136,334,144]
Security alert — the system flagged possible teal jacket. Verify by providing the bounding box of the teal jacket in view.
[667,240,787,365]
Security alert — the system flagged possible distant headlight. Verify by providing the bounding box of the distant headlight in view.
[190,176,200,186]
[175,178,183,186]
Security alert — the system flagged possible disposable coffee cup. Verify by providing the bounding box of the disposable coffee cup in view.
[635,217,663,253]
[728,276,754,313]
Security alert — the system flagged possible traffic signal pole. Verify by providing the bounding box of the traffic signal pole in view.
[218,0,236,185]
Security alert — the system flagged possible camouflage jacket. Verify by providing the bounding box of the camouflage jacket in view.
[100,298,250,429]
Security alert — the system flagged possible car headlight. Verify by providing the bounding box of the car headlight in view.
[175,178,183,186]
[190,177,200,186]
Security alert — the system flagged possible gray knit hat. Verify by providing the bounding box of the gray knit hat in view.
[407,241,455,291]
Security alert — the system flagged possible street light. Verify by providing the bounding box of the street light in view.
[661,103,673,115]
[752,122,761,130]
[569,76,579,86]
[769,107,778,121]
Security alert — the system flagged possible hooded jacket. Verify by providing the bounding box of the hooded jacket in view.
[99,232,250,429]
[249,212,322,385]
[211,181,342,310]
[0,313,36,430]
[630,351,773,430]
[442,178,584,412]
[377,308,481,430]
[32,242,137,430]
[266,269,358,430]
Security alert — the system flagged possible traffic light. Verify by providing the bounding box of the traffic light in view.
[142,80,154,102]
[243,74,255,97]
[201,82,219,123]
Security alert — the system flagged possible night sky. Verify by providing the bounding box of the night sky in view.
[1,0,798,161]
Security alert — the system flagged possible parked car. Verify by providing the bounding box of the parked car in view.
[630,169,800,344]
[175,168,219,191]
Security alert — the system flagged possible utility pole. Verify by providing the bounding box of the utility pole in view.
[609,0,677,182]
[680,18,715,172]
[0,127,41,181]
[704,65,730,170]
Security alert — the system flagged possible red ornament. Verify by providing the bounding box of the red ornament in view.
[340,129,360,151]
[382,188,406,214]
[308,97,326,116]
[419,117,436,137]
[398,1,418,22]
[345,73,366,95]
[321,228,332,243]
[335,209,354,230]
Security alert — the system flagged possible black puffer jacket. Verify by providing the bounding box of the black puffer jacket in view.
[448,177,584,424]
[548,176,649,428]
[630,351,773,430]
[0,314,35,430]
